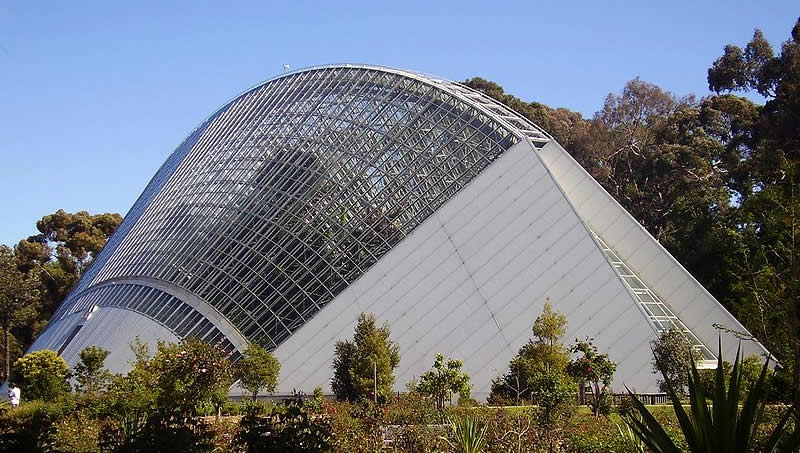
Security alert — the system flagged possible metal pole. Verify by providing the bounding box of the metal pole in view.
[373,359,377,404]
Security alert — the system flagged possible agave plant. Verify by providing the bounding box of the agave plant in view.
[439,416,488,453]
[624,340,800,452]
[616,422,645,453]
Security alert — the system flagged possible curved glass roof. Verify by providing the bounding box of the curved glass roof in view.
[48,65,553,351]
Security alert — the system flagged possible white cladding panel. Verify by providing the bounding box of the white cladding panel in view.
[274,139,661,398]
[29,307,179,375]
[535,140,770,361]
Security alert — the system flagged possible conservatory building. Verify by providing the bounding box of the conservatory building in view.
[29,65,768,397]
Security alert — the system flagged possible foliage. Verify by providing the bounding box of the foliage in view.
[304,386,326,414]
[52,410,103,453]
[490,301,572,406]
[0,397,77,453]
[331,340,357,402]
[382,391,439,425]
[14,210,122,348]
[99,337,232,450]
[625,341,800,452]
[566,338,616,416]
[235,404,334,453]
[330,313,400,403]
[529,372,575,425]
[416,353,471,419]
[704,17,800,406]
[10,349,70,402]
[650,327,702,396]
[440,416,488,453]
[389,423,447,453]
[148,338,233,415]
[99,413,216,453]
[698,354,768,399]
[0,245,40,381]
[235,343,280,399]
[103,355,158,447]
[616,423,645,453]
[73,345,112,394]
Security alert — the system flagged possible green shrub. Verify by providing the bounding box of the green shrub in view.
[53,410,103,453]
[73,346,112,394]
[331,313,400,404]
[417,353,471,420]
[149,338,233,416]
[384,392,438,425]
[304,386,326,414]
[0,398,76,453]
[241,399,273,416]
[10,350,71,402]
[222,400,245,416]
[99,414,216,453]
[389,424,447,452]
[234,404,334,452]
[327,400,384,453]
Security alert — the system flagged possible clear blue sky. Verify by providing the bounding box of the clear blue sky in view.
[0,1,797,247]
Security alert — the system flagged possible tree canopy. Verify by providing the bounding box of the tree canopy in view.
[471,17,800,405]
[331,312,400,403]
[73,345,112,394]
[489,300,573,407]
[10,349,71,402]
[235,343,280,399]
[416,353,471,418]
[0,245,41,381]
[1,210,121,375]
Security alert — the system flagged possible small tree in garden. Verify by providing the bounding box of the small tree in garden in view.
[330,313,400,403]
[417,353,471,419]
[10,349,71,401]
[102,341,159,450]
[650,326,701,395]
[489,300,572,405]
[567,338,616,416]
[73,345,112,394]
[235,343,280,400]
[532,299,568,365]
[489,357,529,405]
[530,372,574,424]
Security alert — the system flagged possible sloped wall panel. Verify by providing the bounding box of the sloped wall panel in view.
[274,139,660,397]
[535,140,769,361]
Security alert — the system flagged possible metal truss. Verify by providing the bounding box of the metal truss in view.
[48,65,552,351]
[591,231,716,361]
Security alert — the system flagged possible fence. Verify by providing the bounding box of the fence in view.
[612,392,670,405]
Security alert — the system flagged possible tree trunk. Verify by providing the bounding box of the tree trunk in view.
[793,308,800,411]
[3,324,8,381]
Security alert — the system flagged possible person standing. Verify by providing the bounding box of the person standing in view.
[7,383,20,408]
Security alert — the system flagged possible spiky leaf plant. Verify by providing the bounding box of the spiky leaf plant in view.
[624,340,800,452]
[440,416,488,453]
